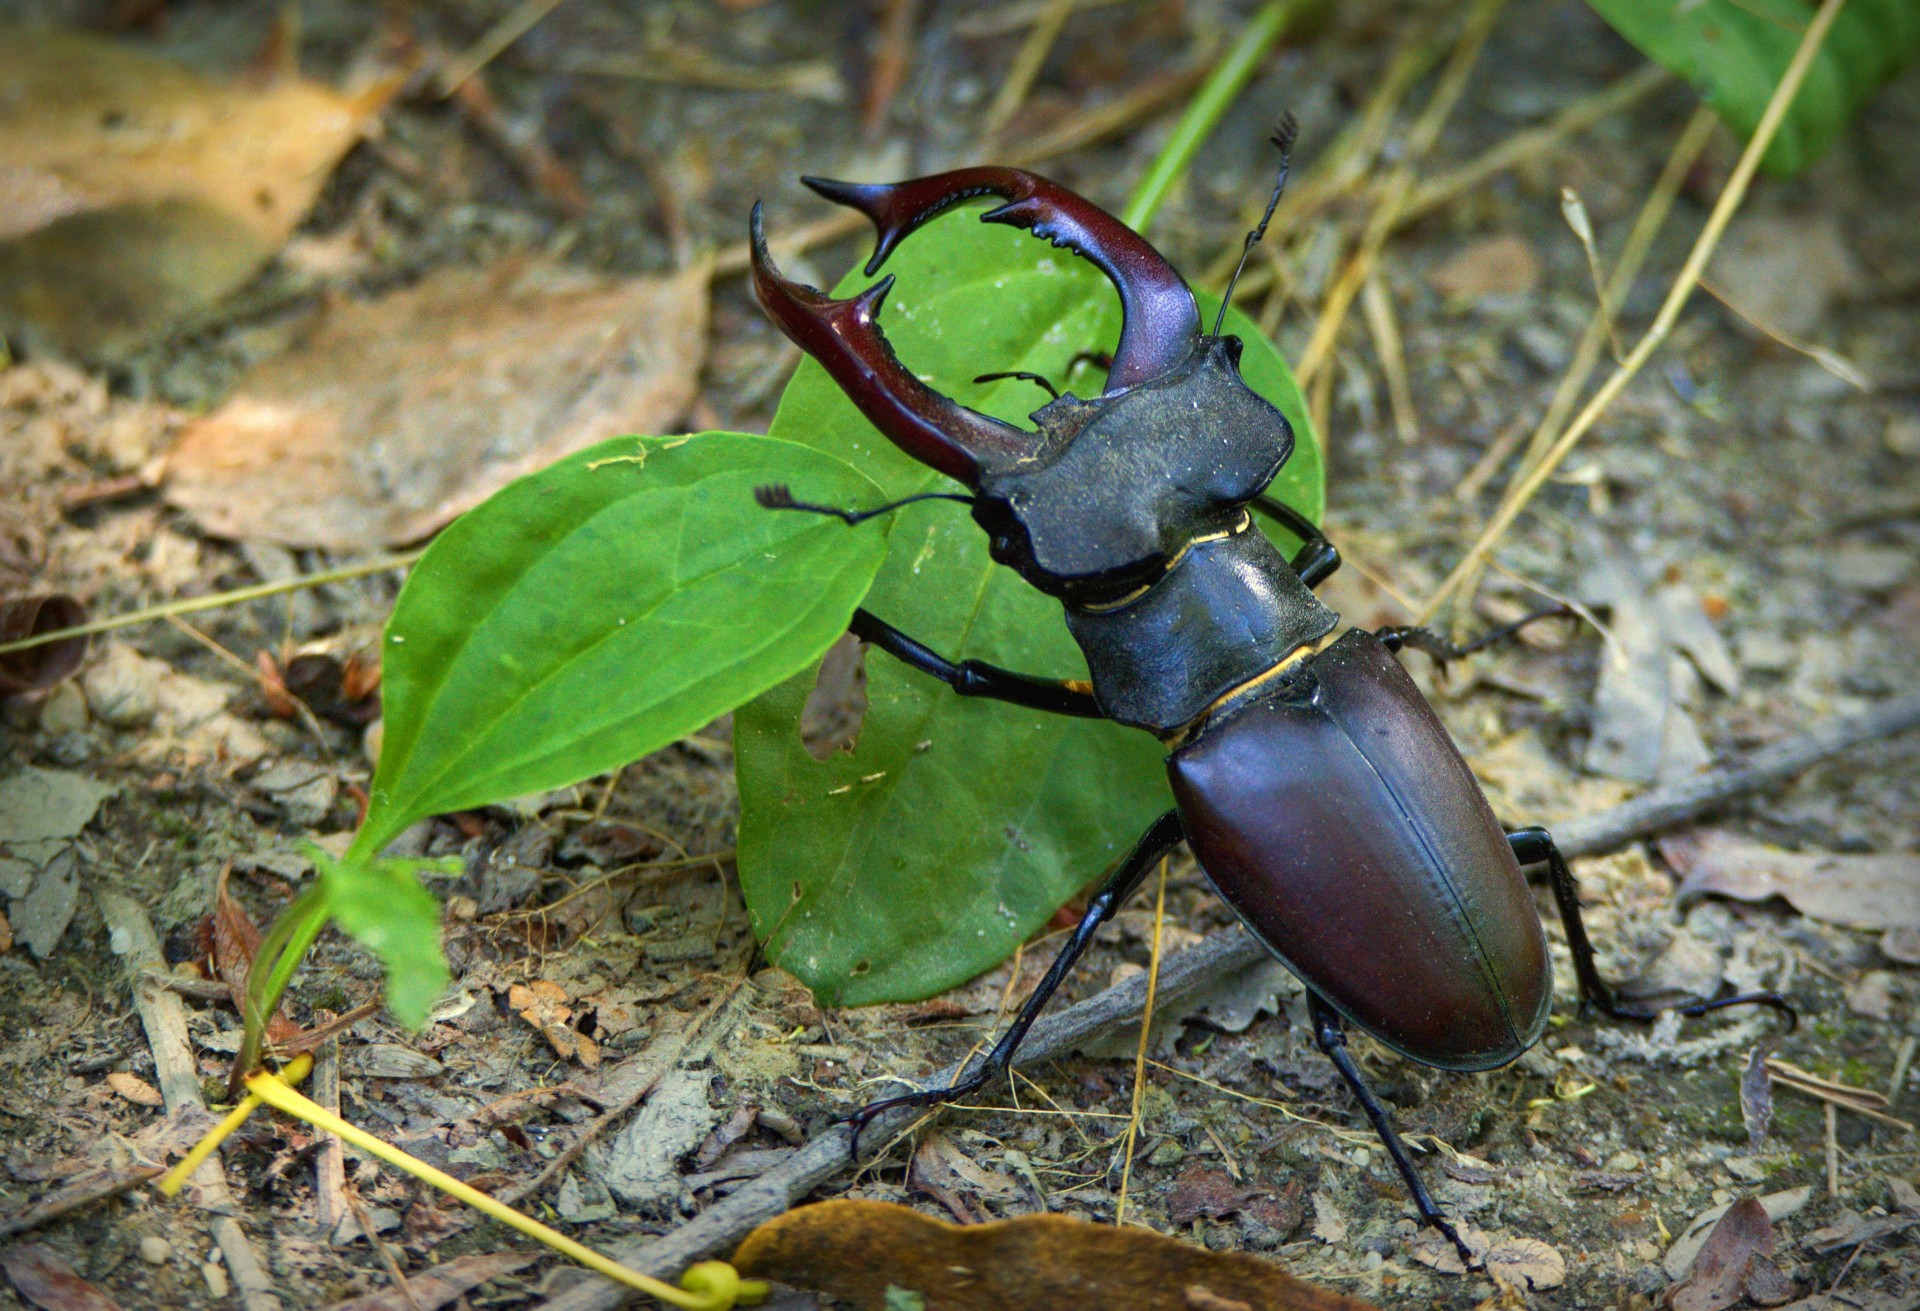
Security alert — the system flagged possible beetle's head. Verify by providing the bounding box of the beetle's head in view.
[749,166,1289,606]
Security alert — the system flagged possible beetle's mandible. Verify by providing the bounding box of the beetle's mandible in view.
[747,127,1789,1265]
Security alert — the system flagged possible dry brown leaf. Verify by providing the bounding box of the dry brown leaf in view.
[1665,1197,1783,1311]
[731,1200,1381,1311]
[1663,831,1920,932]
[1,1244,121,1311]
[103,1072,163,1108]
[1428,234,1539,304]
[0,25,391,361]
[0,596,87,695]
[165,259,710,549]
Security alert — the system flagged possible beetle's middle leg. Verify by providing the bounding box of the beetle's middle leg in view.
[851,608,1105,718]
[1376,606,1578,668]
[842,809,1185,1150]
[1309,993,1479,1269]
[1508,826,1796,1026]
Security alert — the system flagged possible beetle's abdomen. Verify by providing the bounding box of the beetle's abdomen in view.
[1166,629,1551,1071]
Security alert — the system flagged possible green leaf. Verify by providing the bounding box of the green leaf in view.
[1584,0,1920,176]
[311,846,462,1026]
[358,432,891,859]
[736,206,1322,1005]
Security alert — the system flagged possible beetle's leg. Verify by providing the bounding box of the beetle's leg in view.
[802,170,1199,390]
[1309,994,1480,1271]
[1508,827,1796,1027]
[851,608,1105,719]
[1250,495,1341,587]
[754,483,973,526]
[842,811,1185,1152]
[973,370,1060,400]
[1376,606,1578,668]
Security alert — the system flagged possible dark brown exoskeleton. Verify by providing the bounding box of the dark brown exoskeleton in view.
[748,129,1788,1264]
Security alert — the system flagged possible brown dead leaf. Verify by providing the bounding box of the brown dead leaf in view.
[909,1134,1018,1223]
[0,25,392,361]
[0,596,87,694]
[731,1200,1380,1311]
[103,1072,162,1108]
[318,1251,536,1311]
[1663,831,1920,932]
[1168,1163,1254,1227]
[1428,234,1539,304]
[165,259,710,549]
[1665,1197,1782,1311]
[1,1243,121,1311]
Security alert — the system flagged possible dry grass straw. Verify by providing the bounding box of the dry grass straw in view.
[1293,0,1506,388]
[1113,856,1169,1226]
[1420,0,1850,623]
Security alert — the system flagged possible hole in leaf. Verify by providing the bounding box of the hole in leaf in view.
[800,632,868,760]
[850,959,872,976]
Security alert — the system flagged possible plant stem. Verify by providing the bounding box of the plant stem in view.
[1120,0,1296,234]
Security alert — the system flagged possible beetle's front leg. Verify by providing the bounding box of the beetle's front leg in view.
[1309,994,1480,1271]
[1251,495,1341,587]
[842,810,1184,1152]
[1508,827,1796,1026]
[851,609,1104,719]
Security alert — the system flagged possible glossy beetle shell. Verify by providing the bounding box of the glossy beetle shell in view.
[1168,629,1552,1070]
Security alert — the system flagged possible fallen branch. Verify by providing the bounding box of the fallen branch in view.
[98,891,283,1311]
[531,686,1920,1311]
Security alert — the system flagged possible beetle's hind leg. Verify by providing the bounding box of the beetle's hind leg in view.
[1309,994,1480,1271]
[1376,606,1578,668]
[841,810,1185,1153]
[1508,826,1796,1027]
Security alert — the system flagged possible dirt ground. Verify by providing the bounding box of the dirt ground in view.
[1,1,1917,1308]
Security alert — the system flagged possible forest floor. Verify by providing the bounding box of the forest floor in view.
[1,0,1917,1308]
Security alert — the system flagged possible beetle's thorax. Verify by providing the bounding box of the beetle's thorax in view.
[969,337,1292,607]
[963,335,1339,738]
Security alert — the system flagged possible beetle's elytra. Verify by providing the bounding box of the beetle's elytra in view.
[748,138,1788,1265]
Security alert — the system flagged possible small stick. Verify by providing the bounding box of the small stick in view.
[1826,1102,1840,1196]
[98,892,282,1311]
[1420,0,1851,621]
[528,687,1920,1311]
[0,1166,164,1241]
[1889,1035,1917,1102]
[313,1040,349,1237]
[862,0,920,135]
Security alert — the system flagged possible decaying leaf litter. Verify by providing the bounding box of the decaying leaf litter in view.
[1,1,1918,1309]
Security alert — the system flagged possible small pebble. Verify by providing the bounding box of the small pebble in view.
[138,1236,171,1265]
[1605,1150,1643,1172]
[202,1261,229,1297]
[1148,1138,1186,1168]
[1363,1251,1385,1271]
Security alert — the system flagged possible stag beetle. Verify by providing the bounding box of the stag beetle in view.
[746,126,1788,1264]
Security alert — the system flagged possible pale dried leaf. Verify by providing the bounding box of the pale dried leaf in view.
[0,26,389,360]
[1664,831,1920,932]
[1428,234,1539,303]
[319,1252,535,1311]
[166,259,709,549]
[1740,1046,1773,1150]
[1412,1227,1566,1289]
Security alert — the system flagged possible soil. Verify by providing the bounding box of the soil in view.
[1,1,1916,1308]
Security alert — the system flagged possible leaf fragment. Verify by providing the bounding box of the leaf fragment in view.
[731,1199,1380,1311]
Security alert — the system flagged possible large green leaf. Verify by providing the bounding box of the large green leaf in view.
[1585,0,1920,177]
[735,206,1322,1005]
[356,431,891,860]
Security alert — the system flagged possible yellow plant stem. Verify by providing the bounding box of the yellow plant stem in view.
[159,1054,316,1197]
[1114,857,1169,1227]
[1420,0,1850,622]
[230,1065,766,1309]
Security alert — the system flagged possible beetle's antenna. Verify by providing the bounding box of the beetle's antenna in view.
[1213,113,1298,339]
[754,484,975,526]
[973,370,1060,400]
